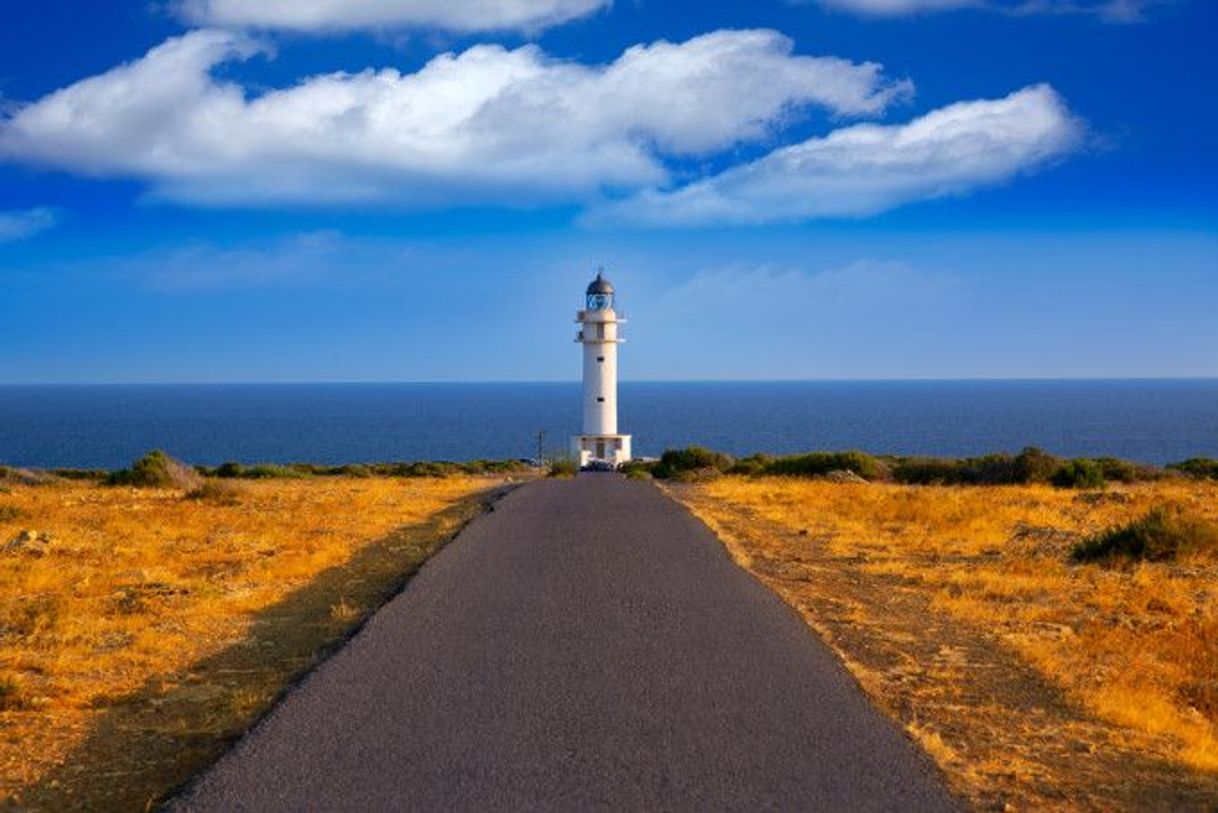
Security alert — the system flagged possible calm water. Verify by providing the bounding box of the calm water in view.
[0,381,1215,469]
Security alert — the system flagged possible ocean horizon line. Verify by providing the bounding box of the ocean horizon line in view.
[1,377,1216,388]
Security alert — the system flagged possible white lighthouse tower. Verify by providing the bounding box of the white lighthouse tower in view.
[572,270,632,467]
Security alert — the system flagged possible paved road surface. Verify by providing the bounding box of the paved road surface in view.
[172,475,956,812]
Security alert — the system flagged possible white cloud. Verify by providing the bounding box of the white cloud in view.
[0,29,911,207]
[657,259,947,318]
[0,207,58,243]
[177,0,610,33]
[133,231,352,290]
[814,0,1159,21]
[592,84,1082,226]
[816,0,977,13]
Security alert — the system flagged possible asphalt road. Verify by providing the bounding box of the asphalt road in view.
[171,474,957,812]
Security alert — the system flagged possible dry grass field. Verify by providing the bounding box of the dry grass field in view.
[673,477,1218,812]
[0,474,505,811]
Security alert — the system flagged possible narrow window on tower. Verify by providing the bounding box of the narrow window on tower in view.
[596,323,605,339]
[596,356,604,363]
[597,397,605,402]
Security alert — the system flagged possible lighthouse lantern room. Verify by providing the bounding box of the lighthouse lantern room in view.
[572,271,632,467]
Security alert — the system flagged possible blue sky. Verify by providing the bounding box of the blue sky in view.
[0,0,1214,382]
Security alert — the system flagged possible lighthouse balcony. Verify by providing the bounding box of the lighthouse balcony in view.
[575,311,627,322]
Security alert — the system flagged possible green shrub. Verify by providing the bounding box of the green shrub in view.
[547,458,579,479]
[334,464,373,478]
[891,457,965,485]
[891,453,1023,485]
[651,446,735,480]
[252,464,308,479]
[1168,458,1218,480]
[1072,507,1218,563]
[200,458,530,480]
[202,461,308,479]
[762,450,880,480]
[726,453,773,476]
[967,453,1020,484]
[404,461,463,478]
[105,450,202,490]
[890,449,1158,488]
[1051,460,1107,489]
[1012,447,1062,483]
[49,468,108,481]
[464,459,531,476]
[1090,457,1161,483]
[619,460,654,480]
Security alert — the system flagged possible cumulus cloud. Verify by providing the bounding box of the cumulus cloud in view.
[0,29,910,207]
[0,207,58,243]
[814,0,1158,21]
[591,84,1082,226]
[177,0,610,33]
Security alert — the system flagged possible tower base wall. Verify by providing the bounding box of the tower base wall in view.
[571,434,632,468]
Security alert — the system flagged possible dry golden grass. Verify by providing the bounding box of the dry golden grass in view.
[0,475,505,810]
[673,477,1218,811]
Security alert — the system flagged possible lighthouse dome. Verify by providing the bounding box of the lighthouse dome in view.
[586,272,614,296]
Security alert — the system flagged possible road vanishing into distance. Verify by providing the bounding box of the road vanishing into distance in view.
[172,475,957,812]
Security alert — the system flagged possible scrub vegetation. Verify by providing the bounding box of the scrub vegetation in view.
[0,455,515,811]
[671,473,1218,811]
[642,444,1188,488]
[547,458,580,478]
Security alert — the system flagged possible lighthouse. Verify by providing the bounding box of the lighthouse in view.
[572,270,632,467]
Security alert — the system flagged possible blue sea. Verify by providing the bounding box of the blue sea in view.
[0,380,1215,469]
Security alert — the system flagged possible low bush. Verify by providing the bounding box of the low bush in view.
[465,459,531,475]
[184,481,244,506]
[49,469,108,482]
[651,447,735,480]
[547,458,579,479]
[214,461,244,478]
[620,460,654,480]
[1168,458,1218,481]
[408,461,467,478]
[244,464,307,480]
[1072,507,1218,563]
[887,448,1158,489]
[1051,460,1107,489]
[890,457,965,485]
[726,453,773,476]
[1091,457,1161,483]
[1012,447,1062,483]
[202,458,532,480]
[105,450,202,490]
[891,447,1061,485]
[763,450,881,480]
